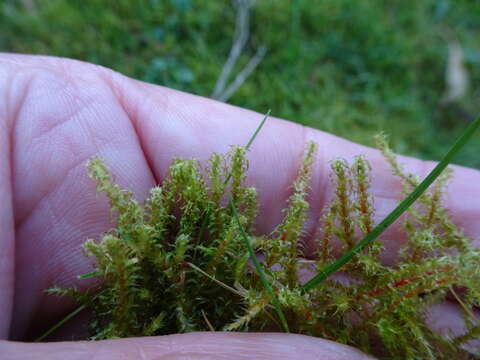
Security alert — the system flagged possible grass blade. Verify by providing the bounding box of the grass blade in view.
[35,304,87,342]
[229,197,290,332]
[196,110,270,242]
[222,110,270,185]
[225,110,290,331]
[301,116,480,292]
[226,109,290,331]
[246,110,270,151]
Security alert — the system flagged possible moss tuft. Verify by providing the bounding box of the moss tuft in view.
[50,141,479,359]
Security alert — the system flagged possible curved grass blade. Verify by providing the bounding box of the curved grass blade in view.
[301,116,480,292]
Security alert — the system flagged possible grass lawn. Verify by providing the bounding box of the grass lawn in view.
[2,0,480,167]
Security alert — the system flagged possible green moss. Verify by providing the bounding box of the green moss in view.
[48,141,479,359]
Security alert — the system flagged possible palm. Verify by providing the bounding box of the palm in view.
[1,54,479,359]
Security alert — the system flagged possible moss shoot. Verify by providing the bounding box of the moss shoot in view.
[48,140,480,359]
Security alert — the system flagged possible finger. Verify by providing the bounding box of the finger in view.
[2,54,157,338]
[1,332,373,360]
[117,72,480,260]
[0,64,14,337]
[427,301,480,353]
[3,54,479,340]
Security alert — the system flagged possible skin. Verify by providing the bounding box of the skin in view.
[1,54,479,359]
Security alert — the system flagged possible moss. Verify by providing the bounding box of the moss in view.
[49,141,480,359]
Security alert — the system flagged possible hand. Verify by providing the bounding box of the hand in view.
[1,54,479,359]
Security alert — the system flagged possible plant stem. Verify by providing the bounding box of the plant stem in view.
[226,110,290,331]
[301,116,480,292]
[195,110,269,243]
[35,304,87,342]
[229,197,290,333]
[245,110,270,151]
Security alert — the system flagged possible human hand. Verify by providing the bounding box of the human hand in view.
[1,54,479,359]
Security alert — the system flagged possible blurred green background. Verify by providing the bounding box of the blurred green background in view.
[1,0,480,167]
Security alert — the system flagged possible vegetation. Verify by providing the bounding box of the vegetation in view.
[46,136,480,359]
[1,0,480,167]
[5,1,480,357]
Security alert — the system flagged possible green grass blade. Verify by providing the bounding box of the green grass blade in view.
[226,110,290,331]
[222,110,270,186]
[229,197,290,333]
[35,304,87,342]
[301,116,480,292]
[246,110,270,151]
[196,110,270,243]
[78,270,102,279]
